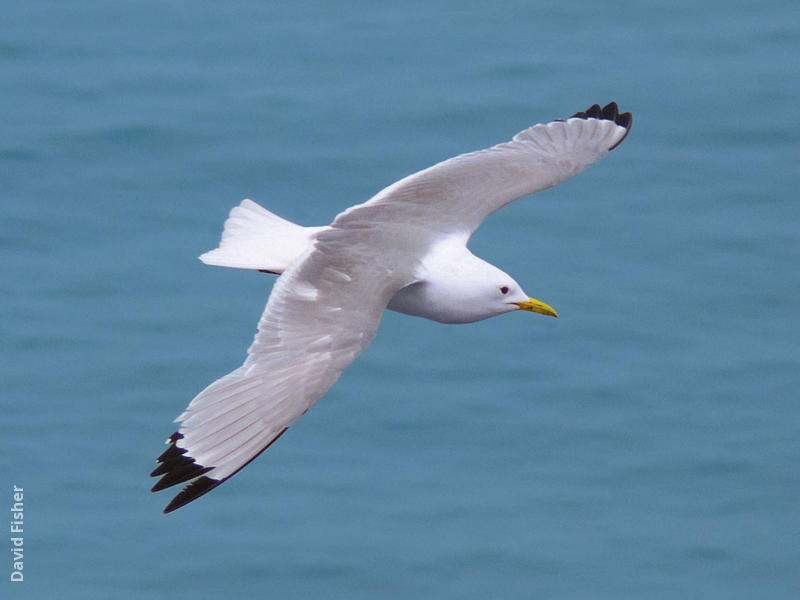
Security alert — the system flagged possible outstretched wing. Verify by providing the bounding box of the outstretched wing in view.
[333,102,632,237]
[151,228,407,513]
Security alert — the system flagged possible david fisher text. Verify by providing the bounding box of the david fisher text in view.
[10,486,23,582]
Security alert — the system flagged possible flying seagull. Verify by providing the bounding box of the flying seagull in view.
[151,102,632,513]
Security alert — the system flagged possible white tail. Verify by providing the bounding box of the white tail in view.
[199,199,323,273]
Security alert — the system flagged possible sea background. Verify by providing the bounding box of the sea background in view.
[2,1,798,598]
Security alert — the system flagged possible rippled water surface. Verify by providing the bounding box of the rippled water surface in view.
[2,1,799,598]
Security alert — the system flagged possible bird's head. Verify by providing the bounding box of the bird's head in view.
[388,254,557,324]
[470,266,558,322]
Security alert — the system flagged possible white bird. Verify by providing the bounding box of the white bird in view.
[151,102,632,513]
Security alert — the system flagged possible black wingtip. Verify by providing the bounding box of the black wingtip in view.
[153,426,291,514]
[162,475,223,514]
[600,101,619,121]
[584,103,602,118]
[150,431,212,492]
[569,101,632,151]
[151,430,220,512]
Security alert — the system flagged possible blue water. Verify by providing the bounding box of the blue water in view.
[2,1,799,598]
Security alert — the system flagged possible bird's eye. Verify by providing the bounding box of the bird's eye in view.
[500,286,509,295]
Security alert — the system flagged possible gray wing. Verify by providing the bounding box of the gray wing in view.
[151,227,410,512]
[333,102,632,237]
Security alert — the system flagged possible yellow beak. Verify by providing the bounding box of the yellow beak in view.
[514,297,558,318]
